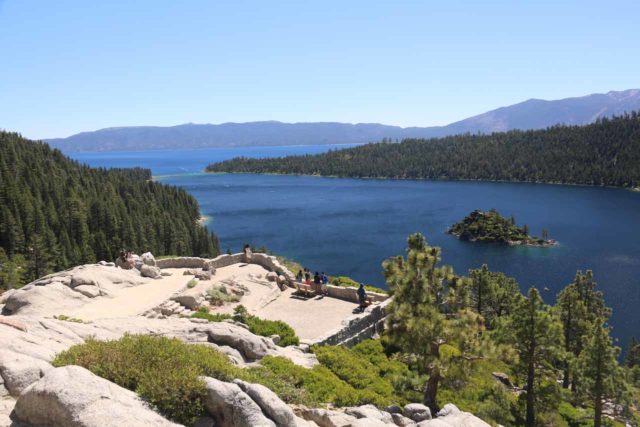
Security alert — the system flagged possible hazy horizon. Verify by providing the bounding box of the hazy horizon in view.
[1,0,639,140]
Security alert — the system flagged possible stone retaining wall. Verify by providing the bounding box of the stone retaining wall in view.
[324,285,387,304]
[156,253,295,284]
[310,298,392,347]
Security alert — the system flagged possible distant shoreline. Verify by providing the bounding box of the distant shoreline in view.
[204,170,640,192]
[65,142,364,155]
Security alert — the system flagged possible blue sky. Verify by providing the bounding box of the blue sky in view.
[1,0,638,140]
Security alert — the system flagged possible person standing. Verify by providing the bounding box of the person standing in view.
[357,283,367,312]
[243,244,253,263]
[321,272,329,295]
[313,271,321,293]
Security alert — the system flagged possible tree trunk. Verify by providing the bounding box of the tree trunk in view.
[594,351,603,427]
[594,393,602,427]
[562,361,570,389]
[423,368,440,414]
[525,355,535,427]
[562,303,572,388]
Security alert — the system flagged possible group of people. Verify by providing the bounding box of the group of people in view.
[296,268,329,295]
[117,249,136,270]
[295,268,369,310]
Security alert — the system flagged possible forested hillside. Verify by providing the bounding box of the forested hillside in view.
[207,113,640,188]
[0,131,219,289]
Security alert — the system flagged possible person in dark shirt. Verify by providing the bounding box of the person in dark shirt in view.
[357,283,367,311]
[313,271,321,293]
[296,269,303,282]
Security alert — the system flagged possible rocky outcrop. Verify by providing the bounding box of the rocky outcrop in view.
[234,379,298,427]
[140,264,162,279]
[202,377,276,427]
[0,350,52,396]
[141,252,156,266]
[391,413,416,426]
[200,322,317,367]
[415,404,491,427]
[1,264,146,316]
[299,407,358,427]
[404,403,432,422]
[14,365,179,427]
[0,315,317,372]
[2,282,89,316]
[345,404,393,424]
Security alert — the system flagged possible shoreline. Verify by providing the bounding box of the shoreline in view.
[203,170,640,192]
[448,230,558,248]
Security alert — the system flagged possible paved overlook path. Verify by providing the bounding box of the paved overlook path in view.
[64,262,368,341]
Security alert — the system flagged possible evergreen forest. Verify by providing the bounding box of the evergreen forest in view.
[0,131,219,289]
[206,113,640,188]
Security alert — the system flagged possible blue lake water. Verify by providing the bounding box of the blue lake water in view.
[70,145,640,352]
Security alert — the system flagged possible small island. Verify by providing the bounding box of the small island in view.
[448,209,557,247]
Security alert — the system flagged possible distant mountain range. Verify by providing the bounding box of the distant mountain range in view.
[46,89,640,152]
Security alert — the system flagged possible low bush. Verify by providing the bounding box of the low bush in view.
[53,335,397,425]
[191,305,300,347]
[250,355,388,407]
[191,311,232,322]
[53,335,241,425]
[207,286,240,306]
[53,314,87,323]
[186,279,198,289]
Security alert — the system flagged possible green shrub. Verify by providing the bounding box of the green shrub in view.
[244,317,299,346]
[313,344,396,405]
[54,314,87,323]
[193,305,300,347]
[438,358,518,427]
[557,402,592,427]
[251,356,382,407]
[52,335,407,425]
[186,279,198,289]
[191,311,232,322]
[53,335,241,425]
[207,287,240,306]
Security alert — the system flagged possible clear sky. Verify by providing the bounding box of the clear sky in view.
[1,0,639,140]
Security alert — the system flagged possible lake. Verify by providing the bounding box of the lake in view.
[70,145,640,352]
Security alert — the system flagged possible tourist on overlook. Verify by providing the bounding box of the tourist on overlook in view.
[296,269,303,282]
[242,244,252,263]
[357,283,367,312]
[304,268,311,285]
[313,271,321,293]
[321,272,329,295]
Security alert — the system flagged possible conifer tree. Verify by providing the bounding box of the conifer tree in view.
[384,233,482,412]
[556,271,610,389]
[497,287,564,427]
[575,322,626,427]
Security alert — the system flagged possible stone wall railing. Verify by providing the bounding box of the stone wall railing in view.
[309,298,392,347]
[324,285,387,304]
[156,254,388,305]
[156,253,295,283]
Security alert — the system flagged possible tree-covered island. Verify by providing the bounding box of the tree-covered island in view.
[448,209,557,246]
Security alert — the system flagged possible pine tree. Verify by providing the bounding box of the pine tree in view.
[625,337,640,368]
[556,271,610,389]
[574,322,626,427]
[384,233,482,412]
[497,287,564,427]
